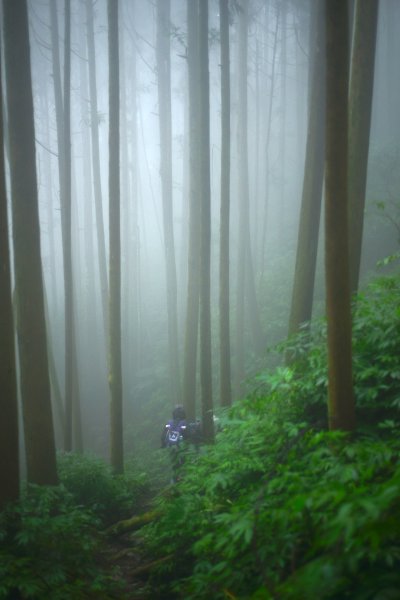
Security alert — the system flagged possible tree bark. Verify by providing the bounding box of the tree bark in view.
[235,0,264,398]
[3,0,58,485]
[108,0,124,474]
[325,0,355,432]
[156,0,181,406]
[348,0,379,295]
[86,0,109,338]
[62,0,75,452]
[219,0,232,408]
[182,0,201,421]
[199,0,214,441]
[0,58,19,509]
[288,1,325,341]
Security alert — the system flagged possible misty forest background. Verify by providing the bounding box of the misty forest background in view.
[0,0,400,600]
[1,0,400,596]
[3,0,399,475]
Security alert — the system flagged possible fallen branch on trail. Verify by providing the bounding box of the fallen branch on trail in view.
[106,510,161,537]
[130,554,173,577]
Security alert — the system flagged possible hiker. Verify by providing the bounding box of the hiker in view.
[161,405,202,482]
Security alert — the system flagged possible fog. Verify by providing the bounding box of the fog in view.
[8,0,399,457]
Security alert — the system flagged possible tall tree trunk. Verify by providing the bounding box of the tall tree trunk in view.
[219,0,232,408]
[325,0,355,432]
[235,0,264,398]
[0,59,19,509]
[348,0,378,294]
[86,0,109,338]
[78,0,96,363]
[121,2,140,401]
[199,0,214,441]
[62,0,75,451]
[3,0,58,484]
[259,5,279,288]
[156,0,181,405]
[288,1,325,341]
[182,0,200,421]
[278,0,287,243]
[108,0,124,474]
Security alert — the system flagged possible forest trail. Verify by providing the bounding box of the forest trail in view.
[99,492,164,599]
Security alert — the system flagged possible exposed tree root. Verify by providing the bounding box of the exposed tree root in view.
[106,510,160,537]
[129,554,173,577]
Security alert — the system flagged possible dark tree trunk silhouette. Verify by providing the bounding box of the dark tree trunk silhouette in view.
[199,0,214,441]
[156,0,181,405]
[348,0,379,294]
[183,0,200,421]
[219,0,232,408]
[4,0,58,484]
[49,0,81,451]
[0,59,19,509]
[108,0,124,474]
[325,0,355,432]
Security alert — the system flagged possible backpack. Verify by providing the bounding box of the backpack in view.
[164,420,187,448]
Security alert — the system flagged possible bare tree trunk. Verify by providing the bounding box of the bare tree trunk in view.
[199,0,214,441]
[4,0,58,485]
[278,0,287,243]
[62,0,75,452]
[348,0,378,294]
[235,0,264,398]
[108,0,124,474]
[325,0,355,432]
[0,59,19,508]
[182,0,200,421]
[259,5,280,287]
[288,1,325,341]
[86,0,109,338]
[156,0,181,406]
[219,0,232,408]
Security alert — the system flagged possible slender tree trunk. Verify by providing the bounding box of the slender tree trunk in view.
[288,1,325,341]
[62,0,75,451]
[259,5,280,287]
[78,1,96,363]
[348,0,378,294]
[198,0,214,441]
[121,2,140,397]
[86,0,109,338]
[41,88,58,320]
[0,59,19,508]
[182,0,200,421]
[4,0,58,485]
[278,0,287,243]
[156,0,181,405]
[235,0,264,397]
[325,0,355,432]
[219,0,232,408]
[108,0,124,474]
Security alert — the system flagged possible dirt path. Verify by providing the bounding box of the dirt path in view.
[99,492,163,599]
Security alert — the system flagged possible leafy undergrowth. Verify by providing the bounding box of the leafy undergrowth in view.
[0,456,150,599]
[142,272,400,599]
[1,272,399,599]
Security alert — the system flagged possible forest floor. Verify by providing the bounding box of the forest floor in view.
[100,532,150,598]
[99,488,163,599]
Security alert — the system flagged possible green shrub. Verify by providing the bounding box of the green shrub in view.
[57,452,149,524]
[142,272,400,599]
[0,485,120,599]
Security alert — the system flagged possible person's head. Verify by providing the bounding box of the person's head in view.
[172,405,186,421]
